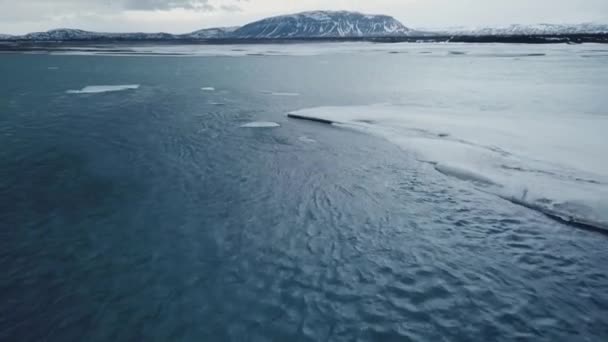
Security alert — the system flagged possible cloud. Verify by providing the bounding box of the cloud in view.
[0,0,240,19]
[0,0,245,27]
[1,0,607,34]
[123,0,215,11]
[220,4,242,12]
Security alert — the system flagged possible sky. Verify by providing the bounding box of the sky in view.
[1,0,607,34]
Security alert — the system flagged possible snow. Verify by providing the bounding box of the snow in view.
[233,11,411,38]
[6,14,607,42]
[302,12,332,21]
[13,42,608,60]
[33,42,605,59]
[434,164,497,186]
[288,104,608,231]
[435,23,608,36]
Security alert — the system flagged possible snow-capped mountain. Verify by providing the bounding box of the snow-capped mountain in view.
[20,29,177,41]
[23,29,104,40]
[0,12,412,41]
[231,11,412,38]
[186,27,238,39]
[1,12,607,42]
[437,23,608,36]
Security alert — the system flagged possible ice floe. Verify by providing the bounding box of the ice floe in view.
[241,121,280,128]
[66,85,140,94]
[262,90,300,96]
[298,136,317,143]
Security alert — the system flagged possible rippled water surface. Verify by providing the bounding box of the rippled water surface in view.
[1,44,608,341]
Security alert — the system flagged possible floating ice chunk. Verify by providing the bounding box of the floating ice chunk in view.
[262,90,300,96]
[67,85,139,94]
[240,122,280,128]
[271,92,300,96]
[201,87,215,91]
[298,136,317,143]
[47,67,59,70]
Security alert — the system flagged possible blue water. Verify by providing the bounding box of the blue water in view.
[1,45,608,341]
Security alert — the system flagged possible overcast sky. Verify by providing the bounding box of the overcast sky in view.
[1,0,607,34]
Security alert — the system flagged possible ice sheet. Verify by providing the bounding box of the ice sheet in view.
[288,104,608,230]
[38,42,608,59]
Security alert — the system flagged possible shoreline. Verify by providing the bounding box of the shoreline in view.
[1,34,608,47]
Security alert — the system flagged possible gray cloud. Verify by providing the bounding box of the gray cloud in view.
[1,0,607,35]
[220,4,242,12]
[123,0,215,11]
[0,0,236,15]
[0,0,244,24]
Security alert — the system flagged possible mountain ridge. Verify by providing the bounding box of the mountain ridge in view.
[434,23,608,36]
[1,11,607,41]
[1,11,413,41]
[231,11,413,38]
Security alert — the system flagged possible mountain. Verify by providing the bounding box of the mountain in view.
[231,11,412,38]
[18,28,178,41]
[1,12,607,42]
[437,23,608,36]
[186,27,238,39]
[0,11,411,41]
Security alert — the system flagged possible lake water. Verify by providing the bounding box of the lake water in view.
[1,43,607,341]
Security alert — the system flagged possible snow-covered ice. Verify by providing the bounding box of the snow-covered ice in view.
[241,121,281,128]
[288,104,608,230]
[67,85,140,94]
[263,91,300,96]
[298,136,317,143]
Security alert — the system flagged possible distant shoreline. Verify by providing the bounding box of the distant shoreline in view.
[1,34,607,47]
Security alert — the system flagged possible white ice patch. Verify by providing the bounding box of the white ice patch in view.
[201,87,215,91]
[47,67,59,70]
[434,164,496,186]
[33,43,598,59]
[289,104,608,231]
[67,85,139,94]
[298,136,317,143]
[262,91,300,97]
[241,121,280,128]
[272,92,299,96]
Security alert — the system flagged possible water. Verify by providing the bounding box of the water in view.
[1,43,608,341]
